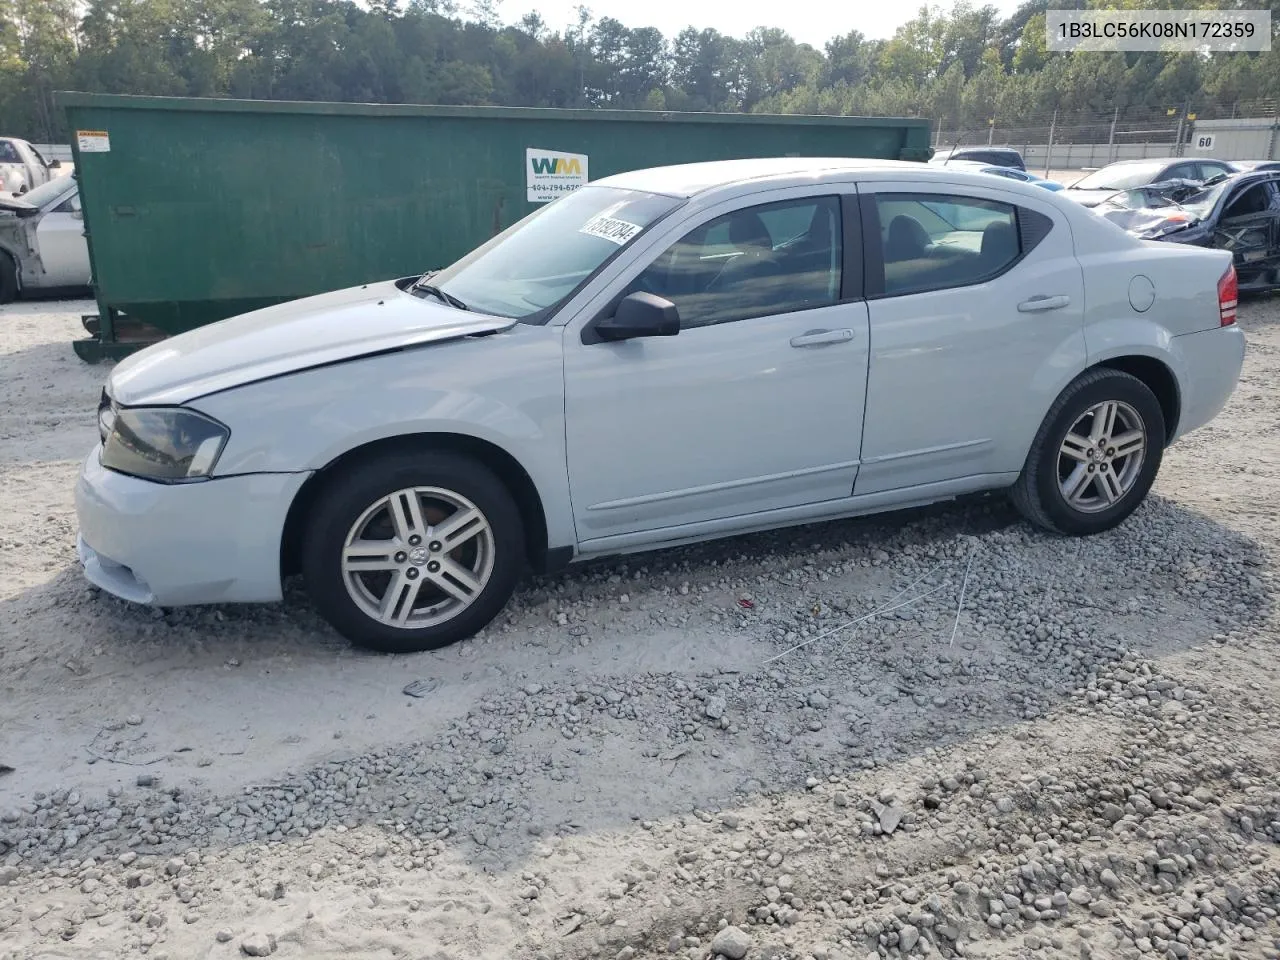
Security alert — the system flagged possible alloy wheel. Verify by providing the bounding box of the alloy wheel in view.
[1057,400,1147,514]
[340,486,495,629]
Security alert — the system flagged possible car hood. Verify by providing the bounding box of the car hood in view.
[0,193,35,213]
[1095,205,1201,238]
[107,278,518,407]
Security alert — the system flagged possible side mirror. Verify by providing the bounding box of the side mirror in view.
[594,292,680,342]
[71,208,83,220]
[49,159,62,169]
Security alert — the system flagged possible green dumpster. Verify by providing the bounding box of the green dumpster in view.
[56,92,934,362]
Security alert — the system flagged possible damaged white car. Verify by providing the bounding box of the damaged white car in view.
[0,175,91,301]
[0,137,60,196]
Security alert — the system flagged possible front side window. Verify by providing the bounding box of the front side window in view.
[427,185,682,322]
[874,193,1022,296]
[1223,182,1273,218]
[623,196,843,329]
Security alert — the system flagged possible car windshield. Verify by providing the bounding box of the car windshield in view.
[1072,163,1169,191]
[424,185,682,321]
[21,177,73,209]
[1178,180,1233,218]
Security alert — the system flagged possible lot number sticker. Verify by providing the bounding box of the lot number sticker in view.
[77,130,110,153]
[527,147,588,203]
[579,213,643,246]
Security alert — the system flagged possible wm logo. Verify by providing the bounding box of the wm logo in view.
[531,156,582,175]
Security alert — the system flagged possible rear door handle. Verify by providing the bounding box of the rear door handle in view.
[790,328,854,347]
[1018,295,1071,313]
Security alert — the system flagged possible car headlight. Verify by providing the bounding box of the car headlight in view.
[99,400,230,482]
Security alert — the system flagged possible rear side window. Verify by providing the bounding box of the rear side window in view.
[868,193,1051,297]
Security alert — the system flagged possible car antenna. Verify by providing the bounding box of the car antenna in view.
[942,128,969,166]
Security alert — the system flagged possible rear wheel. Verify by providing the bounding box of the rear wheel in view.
[301,450,525,653]
[1012,368,1165,535]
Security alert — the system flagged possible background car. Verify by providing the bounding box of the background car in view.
[1094,169,1280,293]
[936,159,1065,191]
[77,159,1244,655]
[0,137,60,197]
[1064,157,1236,207]
[0,175,91,301]
[929,146,1027,170]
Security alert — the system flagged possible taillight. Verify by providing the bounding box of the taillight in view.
[1218,264,1238,326]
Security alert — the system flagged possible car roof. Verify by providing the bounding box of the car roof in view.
[1097,158,1187,167]
[941,145,1020,154]
[594,156,1143,255]
[592,157,948,198]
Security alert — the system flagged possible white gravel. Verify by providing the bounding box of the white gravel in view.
[2,297,1280,960]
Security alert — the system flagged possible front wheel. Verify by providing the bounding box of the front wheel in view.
[301,450,525,653]
[1012,368,1165,535]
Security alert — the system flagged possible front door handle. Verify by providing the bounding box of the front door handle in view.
[1017,295,1071,313]
[790,328,854,348]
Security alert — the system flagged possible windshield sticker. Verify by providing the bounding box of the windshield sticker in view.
[579,214,643,246]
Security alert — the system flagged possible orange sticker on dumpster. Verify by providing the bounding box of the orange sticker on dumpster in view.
[77,130,110,153]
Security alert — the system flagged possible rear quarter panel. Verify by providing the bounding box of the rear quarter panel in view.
[1077,237,1232,366]
[1071,225,1239,442]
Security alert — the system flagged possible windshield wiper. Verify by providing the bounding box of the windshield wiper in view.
[411,277,469,311]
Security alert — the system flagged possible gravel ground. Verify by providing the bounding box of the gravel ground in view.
[1,297,1279,960]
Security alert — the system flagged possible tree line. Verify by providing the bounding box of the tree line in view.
[5,0,1280,144]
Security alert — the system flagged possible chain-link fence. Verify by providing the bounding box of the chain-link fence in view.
[935,97,1280,177]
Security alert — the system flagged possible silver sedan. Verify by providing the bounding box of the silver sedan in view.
[76,158,1245,653]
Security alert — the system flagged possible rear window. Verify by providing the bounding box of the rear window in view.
[954,149,1023,168]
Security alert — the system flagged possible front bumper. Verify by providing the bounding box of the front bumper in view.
[74,444,310,606]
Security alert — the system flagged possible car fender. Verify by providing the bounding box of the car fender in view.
[1084,317,1181,375]
[0,219,37,286]
[193,327,577,551]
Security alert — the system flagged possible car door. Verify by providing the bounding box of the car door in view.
[561,189,870,547]
[1211,179,1279,273]
[854,182,1087,495]
[34,188,91,287]
[15,141,46,189]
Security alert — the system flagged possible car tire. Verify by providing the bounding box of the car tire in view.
[1011,368,1165,536]
[0,251,17,304]
[301,449,525,653]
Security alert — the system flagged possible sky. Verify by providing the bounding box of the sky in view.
[512,0,1025,49]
